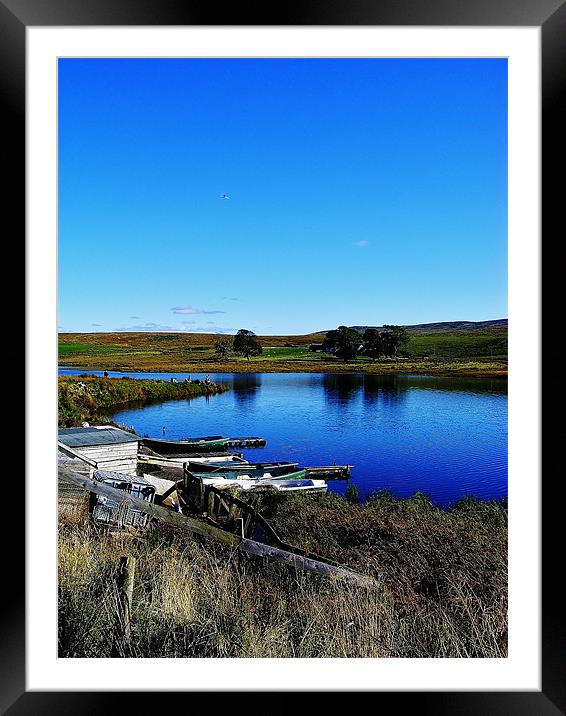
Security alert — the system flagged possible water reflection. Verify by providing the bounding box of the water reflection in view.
[231,373,262,407]
[322,373,363,406]
[322,373,408,408]
[362,374,407,407]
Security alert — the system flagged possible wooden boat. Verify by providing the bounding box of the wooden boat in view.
[181,455,248,464]
[186,467,308,481]
[200,476,328,493]
[185,460,298,476]
[137,453,248,476]
[143,436,231,454]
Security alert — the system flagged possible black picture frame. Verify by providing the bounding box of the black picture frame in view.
[8,0,557,710]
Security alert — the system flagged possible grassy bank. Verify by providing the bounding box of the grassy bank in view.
[59,329,507,378]
[58,492,507,658]
[58,375,229,427]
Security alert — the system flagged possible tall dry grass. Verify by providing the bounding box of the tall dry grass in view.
[58,493,507,658]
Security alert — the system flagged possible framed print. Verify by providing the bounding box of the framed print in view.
[5,0,558,709]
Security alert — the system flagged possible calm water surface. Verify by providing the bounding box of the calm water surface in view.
[59,369,507,505]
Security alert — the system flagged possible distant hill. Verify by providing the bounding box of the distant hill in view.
[59,318,507,367]
[349,319,507,335]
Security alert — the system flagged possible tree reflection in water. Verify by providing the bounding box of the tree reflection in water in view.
[231,373,262,407]
[322,373,409,408]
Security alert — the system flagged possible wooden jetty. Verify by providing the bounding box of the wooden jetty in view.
[223,436,266,448]
[305,465,352,480]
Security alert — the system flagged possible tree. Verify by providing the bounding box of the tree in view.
[214,336,233,360]
[382,325,409,356]
[233,329,262,360]
[361,328,384,360]
[323,325,361,362]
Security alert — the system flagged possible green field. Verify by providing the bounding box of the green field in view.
[259,347,312,359]
[59,343,130,356]
[402,331,507,359]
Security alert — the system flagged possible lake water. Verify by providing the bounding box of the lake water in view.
[59,369,507,506]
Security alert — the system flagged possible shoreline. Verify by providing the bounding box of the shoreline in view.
[59,360,507,380]
[58,375,229,427]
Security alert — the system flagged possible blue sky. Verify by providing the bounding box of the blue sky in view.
[58,58,507,335]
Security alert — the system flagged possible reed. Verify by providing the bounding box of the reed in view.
[58,492,507,658]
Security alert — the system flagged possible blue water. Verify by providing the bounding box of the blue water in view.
[59,370,507,506]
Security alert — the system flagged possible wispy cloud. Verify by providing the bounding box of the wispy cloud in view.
[114,319,237,334]
[191,325,238,334]
[353,240,370,248]
[115,322,176,332]
[91,323,102,327]
[129,315,141,320]
[171,305,225,315]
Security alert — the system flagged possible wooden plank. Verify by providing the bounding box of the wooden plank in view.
[58,442,98,467]
[239,540,377,587]
[118,557,136,648]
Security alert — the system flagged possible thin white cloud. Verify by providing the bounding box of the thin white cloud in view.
[192,325,238,334]
[115,323,176,332]
[114,320,237,334]
[171,305,225,315]
[353,240,370,248]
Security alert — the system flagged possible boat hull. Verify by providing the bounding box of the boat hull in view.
[187,468,308,481]
[185,460,298,477]
[143,436,229,454]
[202,477,328,493]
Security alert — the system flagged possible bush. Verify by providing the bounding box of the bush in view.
[345,484,360,504]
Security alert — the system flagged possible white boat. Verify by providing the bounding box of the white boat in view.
[138,453,248,470]
[201,476,328,493]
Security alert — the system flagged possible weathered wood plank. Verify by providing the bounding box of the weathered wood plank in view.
[239,540,377,587]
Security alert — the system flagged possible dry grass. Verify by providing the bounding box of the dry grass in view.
[58,492,507,659]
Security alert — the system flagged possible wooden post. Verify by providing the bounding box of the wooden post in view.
[113,556,136,656]
[207,489,215,518]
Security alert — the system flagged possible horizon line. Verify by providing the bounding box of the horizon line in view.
[58,317,509,336]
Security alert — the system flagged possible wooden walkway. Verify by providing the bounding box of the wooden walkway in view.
[224,437,266,448]
[305,465,352,480]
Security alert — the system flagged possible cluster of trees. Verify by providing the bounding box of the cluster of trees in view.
[214,329,263,360]
[322,325,409,362]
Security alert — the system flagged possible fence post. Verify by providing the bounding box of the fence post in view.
[113,555,136,656]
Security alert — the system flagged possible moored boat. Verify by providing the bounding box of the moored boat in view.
[143,436,230,454]
[186,467,308,481]
[185,460,298,476]
[200,475,328,493]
